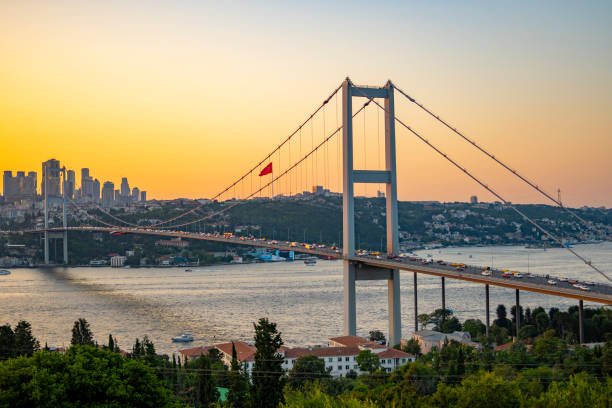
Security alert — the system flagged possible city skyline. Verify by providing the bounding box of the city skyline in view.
[1,1,611,207]
[2,158,146,205]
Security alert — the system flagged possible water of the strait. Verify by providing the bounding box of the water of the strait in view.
[1,242,610,355]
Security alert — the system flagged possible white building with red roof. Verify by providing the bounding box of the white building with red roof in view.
[180,336,415,378]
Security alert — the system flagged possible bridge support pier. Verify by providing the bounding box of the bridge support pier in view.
[350,262,401,346]
[388,270,401,346]
[414,272,418,332]
[485,284,490,336]
[579,300,584,344]
[441,277,446,311]
[515,289,520,338]
[343,262,356,336]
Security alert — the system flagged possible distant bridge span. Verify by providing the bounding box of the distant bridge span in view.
[31,226,612,305]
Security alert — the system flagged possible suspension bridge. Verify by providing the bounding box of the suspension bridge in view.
[25,78,612,346]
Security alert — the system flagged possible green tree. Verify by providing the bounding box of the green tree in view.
[281,382,378,408]
[368,330,386,344]
[494,304,511,330]
[186,355,219,407]
[463,319,485,339]
[14,320,40,356]
[107,334,120,353]
[533,372,612,408]
[440,317,462,333]
[430,371,522,408]
[288,355,330,389]
[0,324,15,359]
[356,350,380,373]
[227,342,249,408]
[533,329,568,364]
[71,318,94,346]
[417,313,431,330]
[251,318,284,408]
[430,308,454,331]
[0,345,180,407]
[518,325,538,341]
[400,362,438,395]
[402,338,421,355]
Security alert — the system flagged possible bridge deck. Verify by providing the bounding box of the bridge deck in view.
[32,227,612,304]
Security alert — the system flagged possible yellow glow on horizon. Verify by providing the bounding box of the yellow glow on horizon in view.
[2,1,611,207]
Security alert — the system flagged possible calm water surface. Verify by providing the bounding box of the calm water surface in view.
[1,243,610,355]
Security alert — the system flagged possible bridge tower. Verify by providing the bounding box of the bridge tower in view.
[342,78,401,346]
[43,164,68,265]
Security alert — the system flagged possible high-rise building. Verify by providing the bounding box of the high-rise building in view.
[42,159,61,198]
[93,179,101,202]
[114,189,120,203]
[102,181,115,208]
[3,171,19,202]
[120,178,130,201]
[22,172,37,200]
[81,168,93,201]
[140,191,147,202]
[66,170,75,199]
[470,195,478,204]
[132,187,140,202]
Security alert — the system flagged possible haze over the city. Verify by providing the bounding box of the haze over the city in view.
[2,1,611,207]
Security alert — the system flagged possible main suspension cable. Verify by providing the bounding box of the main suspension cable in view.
[391,81,592,227]
[352,83,611,282]
[97,83,344,229]
[160,99,372,230]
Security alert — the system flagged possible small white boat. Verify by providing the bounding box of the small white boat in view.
[0,270,10,276]
[172,333,194,343]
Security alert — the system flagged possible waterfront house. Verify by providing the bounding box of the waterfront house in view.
[406,330,481,354]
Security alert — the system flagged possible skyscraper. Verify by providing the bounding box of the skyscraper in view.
[66,170,75,199]
[132,187,140,202]
[42,159,61,198]
[22,172,37,200]
[102,181,115,208]
[140,191,147,202]
[3,171,19,202]
[81,168,93,201]
[3,171,37,202]
[93,179,101,202]
[120,177,130,201]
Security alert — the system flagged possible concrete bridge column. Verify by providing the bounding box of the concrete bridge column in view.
[579,300,584,344]
[515,289,520,337]
[343,262,356,336]
[441,277,446,311]
[414,272,418,333]
[485,284,490,336]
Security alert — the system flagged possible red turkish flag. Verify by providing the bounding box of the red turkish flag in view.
[259,162,272,176]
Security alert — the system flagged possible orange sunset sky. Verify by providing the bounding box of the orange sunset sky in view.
[2,1,611,207]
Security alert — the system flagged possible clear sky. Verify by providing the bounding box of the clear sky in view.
[2,1,611,207]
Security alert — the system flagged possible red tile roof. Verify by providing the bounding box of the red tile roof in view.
[215,341,256,362]
[285,346,361,359]
[329,335,386,349]
[377,348,414,358]
[180,345,213,357]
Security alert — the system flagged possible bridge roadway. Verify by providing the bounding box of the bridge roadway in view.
[35,226,612,304]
